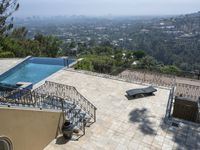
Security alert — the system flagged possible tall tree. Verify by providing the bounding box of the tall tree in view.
[0,0,19,37]
[34,34,62,57]
[10,26,28,39]
[138,56,159,71]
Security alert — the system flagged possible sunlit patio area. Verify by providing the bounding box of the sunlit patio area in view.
[0,59,199,150]
[0,59,22,74]
[44,70,200,150]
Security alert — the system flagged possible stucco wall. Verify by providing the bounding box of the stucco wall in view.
[0,107,64,150]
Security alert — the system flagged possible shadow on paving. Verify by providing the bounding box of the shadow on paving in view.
[56,136,70,145]
[129,108,200,149]
[160,118,200,150]
[125,94,156,100]
[129,108,157,135]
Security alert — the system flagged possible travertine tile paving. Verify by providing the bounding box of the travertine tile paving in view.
[0,58,22,74]
[44,70,200,150]
[1,59,199,150]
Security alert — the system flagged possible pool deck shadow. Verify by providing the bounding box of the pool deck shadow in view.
[56,136,70,145]
[125,94,156,100]
[129,108,157,135]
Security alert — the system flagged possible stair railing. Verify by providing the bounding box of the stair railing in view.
[34,81,97,124]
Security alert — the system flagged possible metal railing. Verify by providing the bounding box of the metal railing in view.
[33,81,97,124]
[197,98,200,123]
[64,106,86,138]
[165,83,200,124]
[175,83,200,101]
[32,81,97,139]
[0,88,33,106]
[68,69,176,88]
[118,70,176,88]
[165,87,175,122]
[21,91,87,139]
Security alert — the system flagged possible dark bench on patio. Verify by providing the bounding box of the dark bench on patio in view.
[126,86,157,98]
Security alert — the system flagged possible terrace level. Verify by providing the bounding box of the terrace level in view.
[0,59,200,150]
[45,69,200,150]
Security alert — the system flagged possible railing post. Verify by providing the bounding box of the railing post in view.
[94,107,96,123]
[169,87,175,117]
[61,99,64,113]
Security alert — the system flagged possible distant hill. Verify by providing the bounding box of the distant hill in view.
[130,11,200,71]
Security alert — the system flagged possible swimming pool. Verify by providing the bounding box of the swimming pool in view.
[0,57,75,86]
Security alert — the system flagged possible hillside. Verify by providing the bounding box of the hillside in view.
[130,12,200,71]
[15,12,200,72]
[2,10,200,73]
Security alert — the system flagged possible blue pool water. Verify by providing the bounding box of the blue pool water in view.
[0,57,75,86]
[1,63,64,85]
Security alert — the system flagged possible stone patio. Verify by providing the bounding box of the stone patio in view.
[0,58,22,74]
[0,59,199,150]
[44,70,200,150]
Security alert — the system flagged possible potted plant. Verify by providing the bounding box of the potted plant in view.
[62,120,73,139]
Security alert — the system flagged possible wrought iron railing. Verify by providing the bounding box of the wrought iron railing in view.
[175,83,200,101]
[30,92,64,110]
[0,83,19,98]
[64,107,86,138]
[32,81,97,139]
[118,70,176,88]
[165,87,175,121]
[0,88,33,106]
[68,69,176,88]
[31,91,85,136]
[33,81,97,124]
[165,83,200,124]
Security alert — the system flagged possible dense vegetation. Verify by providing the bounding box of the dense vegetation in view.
[114,12,200,71]
[73,12,200,74]
[0,0,62,58]
[15,12,200,72]
[74,47,141,74]
[74,46,181,75]
[0,33,62,58]
[129,28,200,72]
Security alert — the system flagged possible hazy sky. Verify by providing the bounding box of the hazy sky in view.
[15,0,200,17]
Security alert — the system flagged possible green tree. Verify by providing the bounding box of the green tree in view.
[34,34,62,57]
[138,56,159,71]
[133,50,146,59]
[92,56,115,73]
[125,51,133,60]
[0,37,25,57]
[0,51,14,58]
[10,27,28,40]
[75,59,93,71]
[75,55,115,74]
[161,65,181,75]
[0,0,19,37]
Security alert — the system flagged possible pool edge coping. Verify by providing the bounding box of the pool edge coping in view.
[0,56,32,77]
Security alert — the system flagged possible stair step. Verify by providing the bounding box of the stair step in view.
[68,109,81,118]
